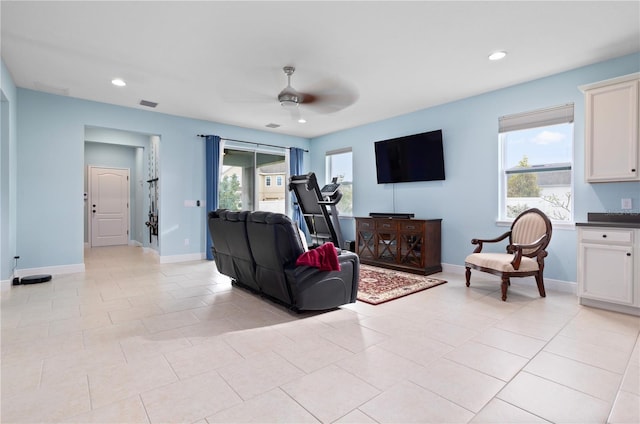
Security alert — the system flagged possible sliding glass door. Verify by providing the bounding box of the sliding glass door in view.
[219,143,288,214]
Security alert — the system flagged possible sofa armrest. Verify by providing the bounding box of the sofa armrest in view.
[285,251,360,311]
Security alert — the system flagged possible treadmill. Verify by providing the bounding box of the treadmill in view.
[289,172,345,249]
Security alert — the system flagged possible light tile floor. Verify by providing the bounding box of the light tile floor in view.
[1,245,639,423]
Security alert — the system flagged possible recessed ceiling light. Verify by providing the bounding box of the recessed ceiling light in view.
[298,118,307,124]
[111,78,126,87]
[489,51,507,61]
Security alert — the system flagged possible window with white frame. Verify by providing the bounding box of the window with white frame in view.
[276,175,283,186]
[219,141,287,214]
[325,148,353,216]
[499,103,574,223]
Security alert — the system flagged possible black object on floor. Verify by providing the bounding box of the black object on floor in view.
[14,274,52,285]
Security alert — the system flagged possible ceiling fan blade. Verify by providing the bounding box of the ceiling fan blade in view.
[301,78,359,114]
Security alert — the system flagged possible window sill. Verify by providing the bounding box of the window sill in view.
[496,219,575,230]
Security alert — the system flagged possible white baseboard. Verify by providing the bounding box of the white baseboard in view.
[143,247,159,257]
[441,262,577,295]
[159,252,205,264]
[129,240,143,247]
[13,263,86,279]
[579,297,639,316]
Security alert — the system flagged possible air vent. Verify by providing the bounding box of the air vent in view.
[139,100,158,108]
[265,123,280,129]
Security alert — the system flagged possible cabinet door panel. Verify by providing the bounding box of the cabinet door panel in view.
[376,231,398,263]
[579,243,634,305]
[399,232,424,267]
[585,79,639,182]
[357,229,375,259]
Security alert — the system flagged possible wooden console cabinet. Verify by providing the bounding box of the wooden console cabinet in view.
[355,217,442,275]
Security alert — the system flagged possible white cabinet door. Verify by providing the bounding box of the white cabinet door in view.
[584,77,639,182]
[578,242,634,305]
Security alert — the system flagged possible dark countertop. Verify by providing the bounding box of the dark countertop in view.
[576,212,640,229]
[576,221,640,229]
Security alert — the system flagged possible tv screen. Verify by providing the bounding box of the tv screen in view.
[374,129,445,183]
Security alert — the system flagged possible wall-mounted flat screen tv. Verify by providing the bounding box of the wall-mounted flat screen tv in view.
[374,129,445,183]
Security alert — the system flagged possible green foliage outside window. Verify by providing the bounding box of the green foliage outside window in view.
[219,174,241,211]
[337,182,353,215]
[507,156,541,198]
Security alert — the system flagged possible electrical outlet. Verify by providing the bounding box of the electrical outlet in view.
[184,238,189,246]
[621,198,632,210]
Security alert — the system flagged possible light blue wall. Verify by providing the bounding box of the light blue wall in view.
[310,53,640,283]
[16,89,309,269]
[1,59,18,280]
[10,53,640,282]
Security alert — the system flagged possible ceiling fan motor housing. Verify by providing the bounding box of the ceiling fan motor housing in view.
[279,90,301,107]
[279,66,302,107]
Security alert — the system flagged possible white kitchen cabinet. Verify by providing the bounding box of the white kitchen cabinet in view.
[580,73,639,183]
[577,227,639,315]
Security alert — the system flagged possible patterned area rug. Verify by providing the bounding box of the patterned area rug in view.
[357,264,447,305]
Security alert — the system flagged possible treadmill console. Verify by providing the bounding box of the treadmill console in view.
[320,183,340,197]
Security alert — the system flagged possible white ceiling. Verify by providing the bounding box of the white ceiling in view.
[2,1,639,138]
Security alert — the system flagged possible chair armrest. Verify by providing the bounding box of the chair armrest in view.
[506,234,548,269]
[471,231,511,253]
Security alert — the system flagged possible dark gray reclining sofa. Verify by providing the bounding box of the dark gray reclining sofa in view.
[207,209,360,311]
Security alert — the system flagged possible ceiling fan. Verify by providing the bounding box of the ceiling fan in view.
[278,66,308,108]
[276,66,358,121]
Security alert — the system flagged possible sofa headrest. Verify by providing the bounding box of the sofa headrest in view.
[246,211,305,263]
[208,209,222,220]
[248,210,293,226]
[218,209,250,222]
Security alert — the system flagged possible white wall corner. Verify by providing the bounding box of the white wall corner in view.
[143,247,160,257]
[0,278,13,290]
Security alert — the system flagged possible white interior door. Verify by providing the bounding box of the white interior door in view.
[90,166,129,247]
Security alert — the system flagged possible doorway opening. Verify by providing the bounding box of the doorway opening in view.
[83,127,160,259]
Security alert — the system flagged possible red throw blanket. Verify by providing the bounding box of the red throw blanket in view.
[296,242,341,271]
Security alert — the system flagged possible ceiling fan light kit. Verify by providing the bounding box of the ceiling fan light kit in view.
[278,66,302,107]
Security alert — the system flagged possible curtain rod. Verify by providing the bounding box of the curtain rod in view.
[197,135,308,153]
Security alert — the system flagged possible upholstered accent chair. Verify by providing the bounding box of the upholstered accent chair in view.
[465,208,552,301]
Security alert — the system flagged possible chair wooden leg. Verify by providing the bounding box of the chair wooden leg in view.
[501,276,510,301]
[535,273,546,297]
[465,267,471,287]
